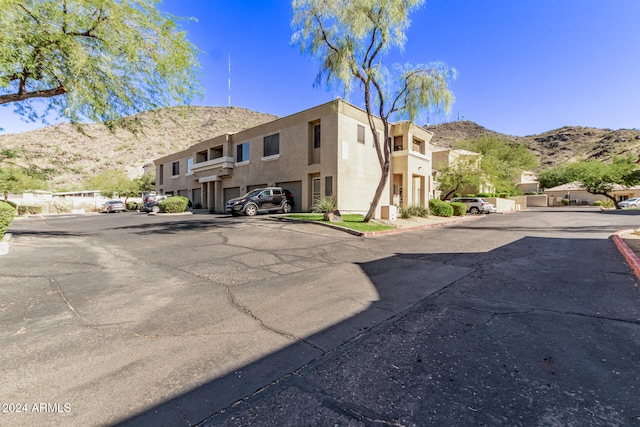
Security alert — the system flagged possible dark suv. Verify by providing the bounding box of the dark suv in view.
[225,187,294,216]
[140,194,168,213]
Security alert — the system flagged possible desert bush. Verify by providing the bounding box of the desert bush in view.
[449,202,467,216]
[312,196,337,213]
[399,205,413,219]
[0,201,16,238]
[594,199,614,208]
[399,205,429,219]
[17,205,43,215]
[159,196,188,213]
[429,199,453,217]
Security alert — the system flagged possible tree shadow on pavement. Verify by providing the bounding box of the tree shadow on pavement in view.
[114,235,640,426]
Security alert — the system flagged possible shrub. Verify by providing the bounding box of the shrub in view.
[399,205,429,219]
[312,196,337,213]
[399,205,413,219]
[17,205,43,215]
[594,199,614,208]
[0,201,16,238]
[449,202,467,216]
[159,196,188,213]
[126,202,139,211]
[429,199,453,217]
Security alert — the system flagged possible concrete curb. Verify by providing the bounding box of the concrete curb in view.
[0,233,11,256]
[361,214,484,237]
[612,229,640,279]
[278,214,484,237]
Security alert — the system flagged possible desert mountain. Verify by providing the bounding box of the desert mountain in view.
[0,106,277,190]
[1,107,639,191]
[426,120,640,168]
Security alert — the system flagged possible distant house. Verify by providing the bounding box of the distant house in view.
[515,171,540,193]
[544,182,640,206]
[153,99,436,216]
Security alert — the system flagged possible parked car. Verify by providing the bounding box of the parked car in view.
[226,187,295,216]
[140,195,168,213]
[101,200,126,213]
[450,197,492,214]
[619,198,640,208]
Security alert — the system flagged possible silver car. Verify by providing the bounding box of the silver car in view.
[619,198,640,208]
[450,197,492,214]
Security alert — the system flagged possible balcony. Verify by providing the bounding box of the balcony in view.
[190,156,234,177]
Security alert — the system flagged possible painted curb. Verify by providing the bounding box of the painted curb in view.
[612,229,640,280]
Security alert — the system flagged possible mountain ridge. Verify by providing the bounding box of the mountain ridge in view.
[1,107,639,191]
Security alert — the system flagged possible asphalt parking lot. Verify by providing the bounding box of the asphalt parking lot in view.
[1,209,640,426]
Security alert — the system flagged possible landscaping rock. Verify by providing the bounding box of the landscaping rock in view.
[323,210,343,222]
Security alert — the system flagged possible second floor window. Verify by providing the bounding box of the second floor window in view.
[172,161,179,176]
[313,124,321,148]
[236,142,250,163]
[264,133,280,157]
[357,124,365,144]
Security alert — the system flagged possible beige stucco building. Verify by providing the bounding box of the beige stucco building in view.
[153,99,435,216]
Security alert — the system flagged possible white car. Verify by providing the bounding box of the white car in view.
[619,198,640,208]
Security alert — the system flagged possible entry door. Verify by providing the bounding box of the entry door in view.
[312,177,321,203]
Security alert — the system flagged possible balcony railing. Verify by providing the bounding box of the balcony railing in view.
[190,156,234,176]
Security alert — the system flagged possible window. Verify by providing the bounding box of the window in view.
[394,136,403,151]
[357,125,365,144]
[187,158,194,174]
[159,165,164,185]
[172,161,179,176]
[412,138,425,155]
[236,142,250,163]
[263,133,280,157]
[325,176,333,196]
[313,124,321,148]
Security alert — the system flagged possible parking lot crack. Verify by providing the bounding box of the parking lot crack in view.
[223,283,324,352]
[48,276,80,318]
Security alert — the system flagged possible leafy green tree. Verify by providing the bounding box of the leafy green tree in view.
[135,172,155,194]
[538,155,640,208]
[0,166,48,200]
[84,169,138,200]
[458,136,538,195]
[292,0,455,222]
[437,159,481,200]
[0,0,202,127]
[537,164,577,189]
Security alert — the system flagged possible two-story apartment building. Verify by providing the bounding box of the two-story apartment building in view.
[153,99,435,216]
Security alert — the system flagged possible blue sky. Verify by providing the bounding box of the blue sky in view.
[1,0,638,136]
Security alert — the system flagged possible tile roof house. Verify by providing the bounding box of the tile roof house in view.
[153,99,436,217]
[543,182,640,206]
